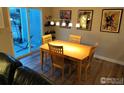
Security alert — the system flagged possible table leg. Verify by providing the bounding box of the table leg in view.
[77,62,82,81]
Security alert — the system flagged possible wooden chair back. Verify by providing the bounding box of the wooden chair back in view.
[48,44,64,67]
[69,34,81,44]
[42,34,52,44]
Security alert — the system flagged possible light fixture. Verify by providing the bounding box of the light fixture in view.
[76,23,80,28]
[61,21,66,27]
[56,21,60,26]
[87,18,90,20]
[46,17,84,29]
[50,21,54,25]
[68,22,73,27]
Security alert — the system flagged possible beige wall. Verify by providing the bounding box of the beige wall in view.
[39,7,53,35]
[52,7,124,64]
[0,8,14,56]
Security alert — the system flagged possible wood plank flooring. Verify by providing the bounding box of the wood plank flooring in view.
[19,51,124,85]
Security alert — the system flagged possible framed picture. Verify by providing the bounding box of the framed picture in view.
[77,10,93,31]
[60,10,71,19]
[100,9,123,33]
[60,10,72,28]
[0,8,4,28]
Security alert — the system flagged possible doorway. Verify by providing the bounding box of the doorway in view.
[9,8,42,58]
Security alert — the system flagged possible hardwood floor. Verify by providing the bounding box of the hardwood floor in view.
[19,51,124,85]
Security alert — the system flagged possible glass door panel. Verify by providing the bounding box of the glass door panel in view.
[28,8,42,52]
[9,8,30,58]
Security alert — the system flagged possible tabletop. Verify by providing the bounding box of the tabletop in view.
[40,40,93,62]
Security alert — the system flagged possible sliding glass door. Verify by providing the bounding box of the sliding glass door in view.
[9,8,42,58]
[9,8,30,58]
[28,8,42,52]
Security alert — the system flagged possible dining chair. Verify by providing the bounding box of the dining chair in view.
[42,34,52,67]
[68,34,81,73]
[42,34,52,44]
[69,34,81,44]
[82,42,98,80]
[48,43,71,81]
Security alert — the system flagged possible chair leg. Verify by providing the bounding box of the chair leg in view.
[85,69,87,80]
[51,67,53,76]
[62,69,64,81]
[51,66,56,79]
[44,53,49,63]
[69,64,72,75]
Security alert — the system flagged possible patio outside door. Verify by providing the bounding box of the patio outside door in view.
[9,8,42,58]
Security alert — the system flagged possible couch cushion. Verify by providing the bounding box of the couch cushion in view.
[0,52,22,84]
[13,66,53,85]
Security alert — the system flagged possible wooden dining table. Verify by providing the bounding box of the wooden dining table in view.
[40,40,93,81]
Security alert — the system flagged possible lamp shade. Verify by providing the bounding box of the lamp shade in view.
[76,23,80,28]
[61,21,66,27]
[56,21,60,26]
[68,23,73,27]
[50,21,54,25]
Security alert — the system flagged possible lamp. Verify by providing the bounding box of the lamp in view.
[46,16,84,29]
[61,21,66,27]
[68,22,73,27]
[56,21,60,26]
[76,23,80,28]
[50,21,54,26]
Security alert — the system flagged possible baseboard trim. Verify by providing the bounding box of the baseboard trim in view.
[94,54,124,66]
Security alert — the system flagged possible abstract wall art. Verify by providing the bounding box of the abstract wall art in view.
[100,9,123,33]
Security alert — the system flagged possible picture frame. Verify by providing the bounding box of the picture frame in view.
[0,8,4,28]
[77,10,93,31]
[60,10,72,28]
[60,10,72,19]
[100,9,123,33]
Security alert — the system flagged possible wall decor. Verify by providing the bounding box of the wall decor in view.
[77,10,93,31]
[0,8,4,28]
[60,10,72,28]
[100,9,123,33]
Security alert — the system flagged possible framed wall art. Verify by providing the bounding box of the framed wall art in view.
[60,10,72,28]
[77,10,93,31]
[60,10,72,19]
[100,9,123,33]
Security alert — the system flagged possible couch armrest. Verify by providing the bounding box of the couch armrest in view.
[0,52,22,84]
[13,66,54,85]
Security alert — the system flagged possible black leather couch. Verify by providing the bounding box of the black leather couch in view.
[0,52,22,84]
[13,66,53,85]
[0,52,53,85]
